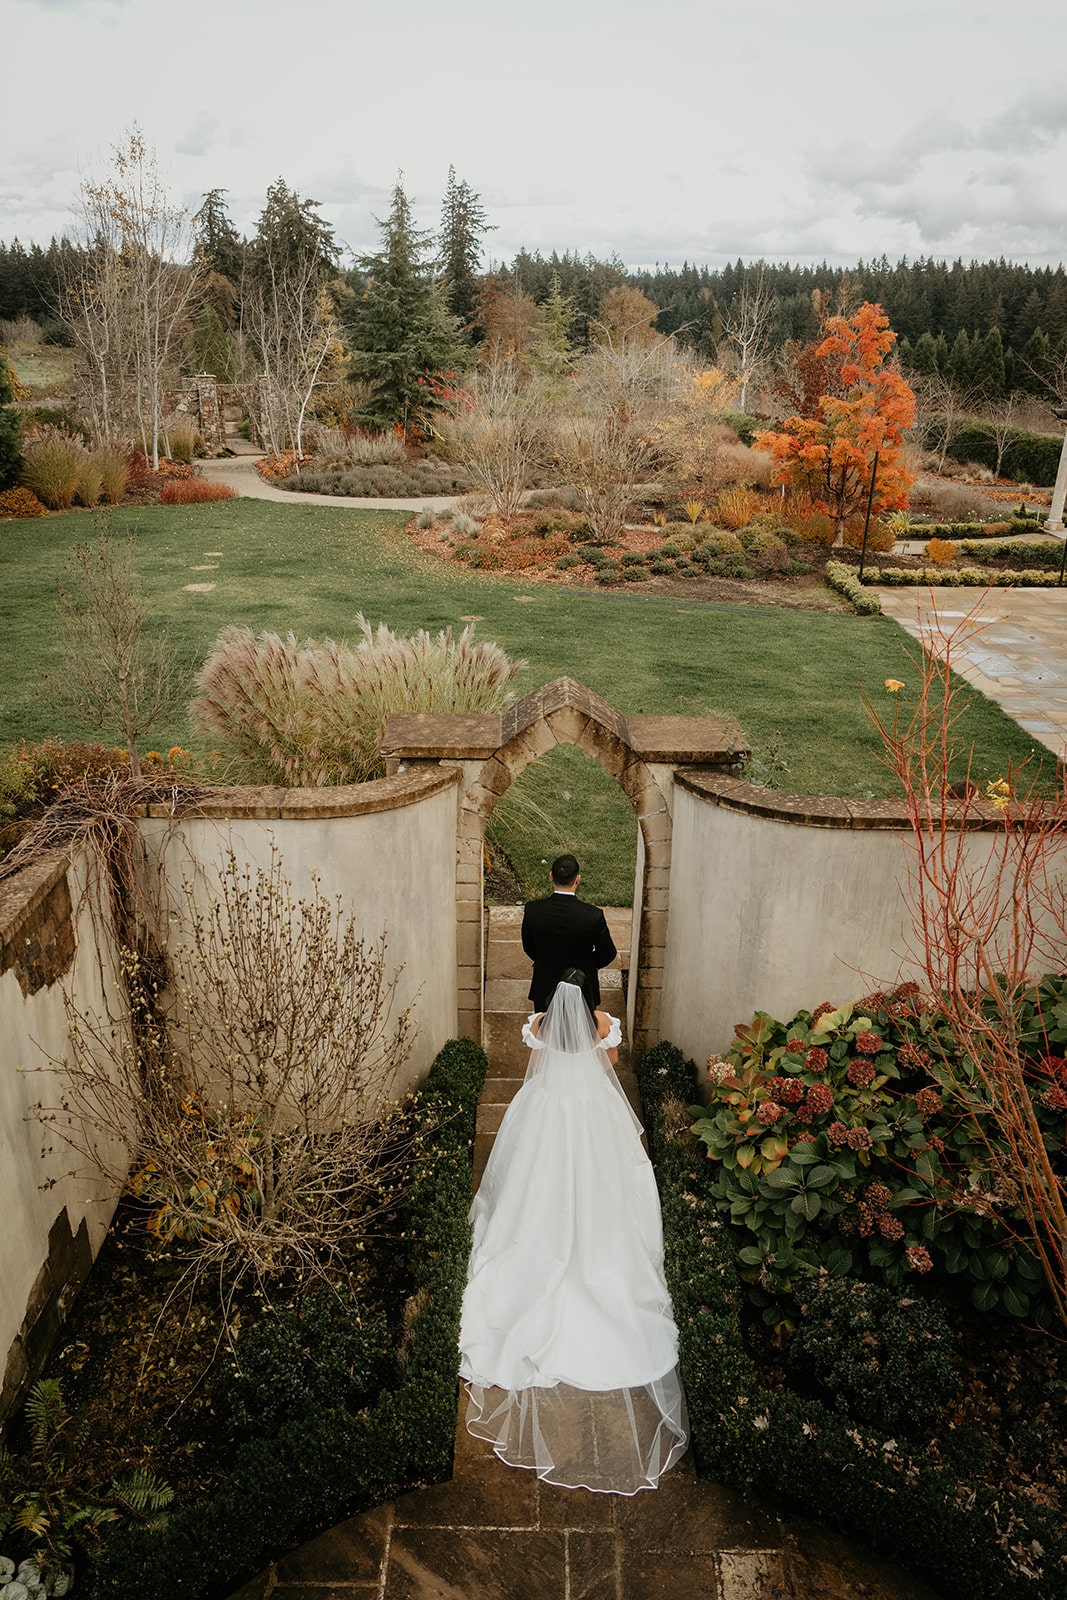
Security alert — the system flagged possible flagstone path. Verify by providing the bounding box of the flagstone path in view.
[876,585,1067,762]
[226,909,944,1600]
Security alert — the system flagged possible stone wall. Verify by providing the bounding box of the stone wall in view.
[660,771,1067,1064]
[0,849,130,1422]
[0,768,460,1423]
[137,769,461,1095]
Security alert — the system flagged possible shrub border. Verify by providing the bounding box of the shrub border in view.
[91,1037,488,1600]
[637,1041,1067,1600]
[825,560,882,613]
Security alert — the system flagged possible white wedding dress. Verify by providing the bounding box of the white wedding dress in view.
[458,981,688,1494]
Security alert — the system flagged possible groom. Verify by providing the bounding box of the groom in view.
[521,853,617,1014]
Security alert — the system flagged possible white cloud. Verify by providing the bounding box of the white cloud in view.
[2,0,1066,268]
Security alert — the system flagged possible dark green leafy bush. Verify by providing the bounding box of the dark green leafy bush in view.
[637,1041,1067,1600]
[790,1277,957,1433]
[620,550,647,567]
[945,422,1062,486]
[91,1037,488,1600]
[226,1289,391,1441]
[956,538,1064,570]
[702,555,754,579]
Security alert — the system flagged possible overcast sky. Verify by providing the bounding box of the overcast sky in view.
[3,0,1065,272]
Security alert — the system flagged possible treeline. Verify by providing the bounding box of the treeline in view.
[6,227,1065,368]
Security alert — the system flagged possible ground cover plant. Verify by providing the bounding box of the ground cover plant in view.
[0,500,1046,903]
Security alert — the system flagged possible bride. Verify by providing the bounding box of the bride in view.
[458,967,688,1495]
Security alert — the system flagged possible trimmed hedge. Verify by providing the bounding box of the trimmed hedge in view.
[945,422,1063,487]
[92,1037,488,1600]
[825,560,882,613]
[637,1042,1067,1600]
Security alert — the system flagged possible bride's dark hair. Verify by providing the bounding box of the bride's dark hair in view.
[552,967,595,1016]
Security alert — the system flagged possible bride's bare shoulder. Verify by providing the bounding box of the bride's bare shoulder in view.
[594,1010,612,1038]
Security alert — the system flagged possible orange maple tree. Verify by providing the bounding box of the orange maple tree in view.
[757,302,916,546]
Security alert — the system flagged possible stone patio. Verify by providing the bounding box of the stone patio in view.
[877,585,1067,760]
[226,909,945,1600]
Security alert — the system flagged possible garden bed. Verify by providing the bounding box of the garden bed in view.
[636,998,1067,1600]
[406,512,864,613]
[2,1038,487,1600]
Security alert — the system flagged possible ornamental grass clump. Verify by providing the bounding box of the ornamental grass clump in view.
[191,615,525,786]
[19,426,86,509]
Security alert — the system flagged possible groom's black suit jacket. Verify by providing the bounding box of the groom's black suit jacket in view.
[521,892,618,1012]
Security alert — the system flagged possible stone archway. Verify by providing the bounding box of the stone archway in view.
[384,678,745,1058]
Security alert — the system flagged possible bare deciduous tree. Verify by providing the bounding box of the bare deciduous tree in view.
[61,128,203,466]
[718,267,776,412]
[552,335,680,543]
[52,526,181,777]
[908,368,977,473]
[435,361,551,519]
[978,390,1026,480]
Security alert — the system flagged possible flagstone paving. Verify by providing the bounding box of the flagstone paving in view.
[226,909,945,1600]
[876,584,1067,762]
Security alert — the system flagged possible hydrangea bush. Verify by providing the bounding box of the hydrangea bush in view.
[690,980,1067,1325]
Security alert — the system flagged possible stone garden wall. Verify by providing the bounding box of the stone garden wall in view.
[0,847,130,1421]
[136,768,461,1096]
[660,770,1067,1064]
[0,768,460,1423]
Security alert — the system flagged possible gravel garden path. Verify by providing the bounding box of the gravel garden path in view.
[197,446,464,513]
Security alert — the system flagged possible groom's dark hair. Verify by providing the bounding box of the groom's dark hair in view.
[551,854,580,886]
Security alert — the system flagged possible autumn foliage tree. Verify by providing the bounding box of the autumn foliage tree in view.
[757,302,916,546]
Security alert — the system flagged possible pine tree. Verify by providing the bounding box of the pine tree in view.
[438,167,492,332]
[972,326,1006,399]
[185,304,237,382]
[193,189,246,288]
[0,347,24,489]
[349,177,467,431]
[532,272,574,376]
[1021,328,1051,394]
[948,328,974,391]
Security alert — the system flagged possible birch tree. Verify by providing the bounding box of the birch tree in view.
[244,180,343,460]
[62,128,203,466]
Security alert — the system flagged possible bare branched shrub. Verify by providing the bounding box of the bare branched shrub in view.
[51,527,185,777]
[190,615,525,786]
[865,606,1067,1328]
[436,362,551,520]
[551,337,681,543]
[38,847,414,1296]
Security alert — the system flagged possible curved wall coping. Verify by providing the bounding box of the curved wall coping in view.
[135,766,460,822]
[675,768,1011,832]
[0,850,71,950]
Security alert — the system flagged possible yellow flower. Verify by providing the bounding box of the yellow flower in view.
[884,679,904,694]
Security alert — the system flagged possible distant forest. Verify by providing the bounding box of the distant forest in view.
[4,230,1065,398]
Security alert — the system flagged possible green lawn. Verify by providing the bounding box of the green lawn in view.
[1,500,1048,903]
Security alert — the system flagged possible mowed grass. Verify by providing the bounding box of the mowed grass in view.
[1,499,1048,903]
